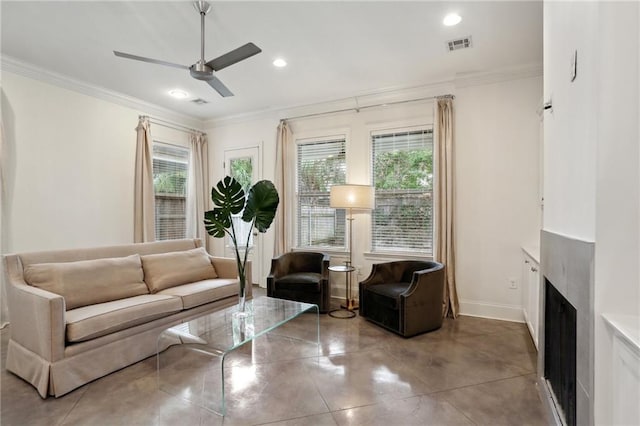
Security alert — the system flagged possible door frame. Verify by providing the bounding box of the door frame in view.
[223,143,264,287]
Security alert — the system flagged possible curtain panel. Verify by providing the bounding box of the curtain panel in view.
[0,121,8,328]
[133,117,156,242]
[274,121,292,256]
[186,132,210,250]
[435,96,460,318]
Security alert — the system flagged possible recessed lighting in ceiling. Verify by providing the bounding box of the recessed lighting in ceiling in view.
[273,58,287,68]
[443,13,462,26]
[168,89,189,99]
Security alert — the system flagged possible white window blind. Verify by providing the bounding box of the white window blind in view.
[371,128,434,254]
[297,138,346,248]
[153,142,189,240]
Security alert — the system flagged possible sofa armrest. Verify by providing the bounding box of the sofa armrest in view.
[4,255,66,362]
[209,257,252,297]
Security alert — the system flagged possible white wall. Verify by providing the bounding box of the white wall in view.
[544,2,640,424]
[542,1,598,242]
[208,76,542,317]
[1,71,194,253]
[456,77,542,321]
[594,2,639,424]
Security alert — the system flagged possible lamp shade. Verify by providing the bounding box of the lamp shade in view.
[330,185,375,210]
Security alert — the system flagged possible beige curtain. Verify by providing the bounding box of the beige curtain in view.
[133,117,156,242]
[186,132,209,250]
[435,96,459,318]
[273,120,292,256]
[0,121,8,328]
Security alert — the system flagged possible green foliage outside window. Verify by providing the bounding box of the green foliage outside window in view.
[374,149,432,191]
[154,170,187,195]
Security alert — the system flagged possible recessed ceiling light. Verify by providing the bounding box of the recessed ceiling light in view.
[273,58,287,68]
[168,89,189,99]
[443,13,462,26]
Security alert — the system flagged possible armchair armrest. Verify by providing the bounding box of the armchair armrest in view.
[360,262,403,287]
[401,263,445,304]
[4,255,66,362]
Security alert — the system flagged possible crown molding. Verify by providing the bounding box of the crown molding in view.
[453,63,543,88]
[1,55,205,130]
[2,54,542,130]
[206,63,542,128]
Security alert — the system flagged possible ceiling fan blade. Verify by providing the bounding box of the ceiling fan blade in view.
[113,51,190,70]
[205,75,234,97]
[205,42,262,71]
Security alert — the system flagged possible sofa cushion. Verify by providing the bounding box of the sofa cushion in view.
[274,272,322,292]
[65,294,182,343]
[158,278,238,309]
[141,247,218,293]
[24,254,148,310]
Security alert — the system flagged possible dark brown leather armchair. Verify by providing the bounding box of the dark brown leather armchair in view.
[267,252,331,313]
[359,260,445,337]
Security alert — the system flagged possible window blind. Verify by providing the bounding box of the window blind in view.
[371,128,434,254]
[296,138,346,248]
[153,142,189,241]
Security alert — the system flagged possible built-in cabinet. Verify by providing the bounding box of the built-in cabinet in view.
[521,247,540,349]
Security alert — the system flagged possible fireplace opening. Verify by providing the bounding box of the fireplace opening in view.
[544,279,577,426]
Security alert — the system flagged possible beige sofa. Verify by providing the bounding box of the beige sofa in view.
[3,239,250,398]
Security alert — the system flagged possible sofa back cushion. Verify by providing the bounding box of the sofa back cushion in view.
[141,247,218,293]
[24,254,148,310]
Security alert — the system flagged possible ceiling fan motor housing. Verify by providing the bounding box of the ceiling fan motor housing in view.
[190,63,214,80]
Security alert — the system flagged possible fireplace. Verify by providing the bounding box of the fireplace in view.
[544,279,577,426]
[539,230,594,426]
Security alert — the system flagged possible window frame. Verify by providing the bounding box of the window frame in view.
[293,131,350,252]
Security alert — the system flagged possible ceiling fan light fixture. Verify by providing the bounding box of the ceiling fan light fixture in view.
[168,89,189,99]
[443,13,462,26]
[273,58,287,68]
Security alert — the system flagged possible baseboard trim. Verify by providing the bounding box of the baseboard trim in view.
[459,299,525,323]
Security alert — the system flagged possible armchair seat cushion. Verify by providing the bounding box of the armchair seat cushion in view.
[365,282,410,310]
[275,272,322,292]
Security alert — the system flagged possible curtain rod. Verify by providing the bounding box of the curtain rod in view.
[282,94,454,122]
[139,115,204,135]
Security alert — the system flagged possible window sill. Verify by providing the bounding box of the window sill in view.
[364,251,433,261]
[292,247,348,257]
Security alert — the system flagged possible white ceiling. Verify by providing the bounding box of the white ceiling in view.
[1,1,542,122]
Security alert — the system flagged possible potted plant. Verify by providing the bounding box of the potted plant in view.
[204,176,279,314]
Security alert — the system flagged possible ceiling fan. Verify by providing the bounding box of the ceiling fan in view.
[114,1,261,97]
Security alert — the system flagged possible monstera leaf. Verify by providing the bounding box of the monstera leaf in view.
[204,208,229,238]
[210,176,245,216]
[242,180,279,233]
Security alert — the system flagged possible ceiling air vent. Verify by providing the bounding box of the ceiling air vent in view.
[191,98,209,105]
[447,36,472,52]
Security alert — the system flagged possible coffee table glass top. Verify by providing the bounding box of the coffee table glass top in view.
[157,297,319,415]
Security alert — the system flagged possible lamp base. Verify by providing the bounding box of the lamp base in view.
[340,299,359,311]
[328,307,356,319]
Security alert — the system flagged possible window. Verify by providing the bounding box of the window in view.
[296,138,346,248]
[371,127,434,254]
[153,142,189,240]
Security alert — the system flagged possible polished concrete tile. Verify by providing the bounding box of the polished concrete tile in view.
[438,374,548,425]
[311,349,434,411]
[0,290,550,426]
[332,394,474,426]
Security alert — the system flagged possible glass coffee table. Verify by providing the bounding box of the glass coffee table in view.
[157,297,319,416]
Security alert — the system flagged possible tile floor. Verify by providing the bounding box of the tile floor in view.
[1,288,549,425]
